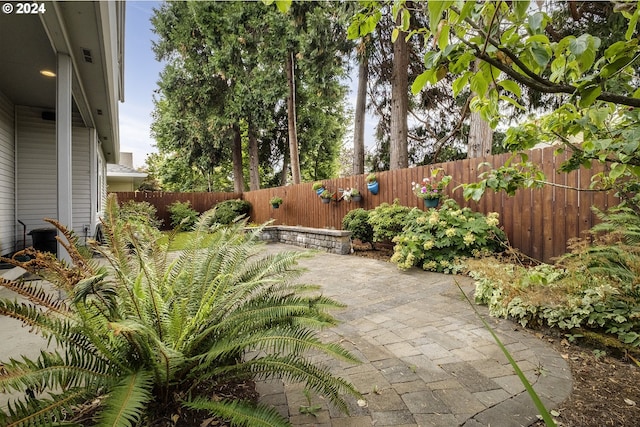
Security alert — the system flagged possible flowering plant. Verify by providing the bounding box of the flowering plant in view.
[412,171,452,200]
[341,188,360,202]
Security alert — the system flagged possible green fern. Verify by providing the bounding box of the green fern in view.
[0,194,360,426]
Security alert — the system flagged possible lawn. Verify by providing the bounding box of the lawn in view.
[159,231,215,251]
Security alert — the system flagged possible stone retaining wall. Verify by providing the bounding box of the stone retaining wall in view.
[257,226,352,255]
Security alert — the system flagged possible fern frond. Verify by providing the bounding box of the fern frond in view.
[230,354,360,414]
[96,370,154,427]
[3,387,94,427]
[0,280,70,317]
[183,397,290,427]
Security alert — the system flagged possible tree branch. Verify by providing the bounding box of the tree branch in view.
[450,5,640,108]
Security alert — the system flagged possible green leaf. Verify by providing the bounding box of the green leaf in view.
[459,0,476,21]
[428,1,445,35]
[401,8,411,31]
[609,163,625,180]
[527,12,544,32]
[498,80,522,98]
[569,34,588,56]
[470,72,489,97]
[513,0,530,19]
[411,70,431,94]
[530,45,551,68]
[604,41,628,59]
[391,28,399,43]
[275,0,291,13]
[626,10,639,41]
[600,56,633,78]
[438,23,450,50]
[578,85,602,108]
[500,95,525,110]
[526,34,550,45]
[453,72,471,97]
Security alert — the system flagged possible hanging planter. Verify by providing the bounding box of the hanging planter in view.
[367,181,379,195]
[312,182,325,196]
[342,188,362,203]
[423,198,440,208]
[270,196,283,209]
[366,173,378,195]
[319,190,334,204]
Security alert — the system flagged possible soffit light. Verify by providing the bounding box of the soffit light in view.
[40,70,56,77]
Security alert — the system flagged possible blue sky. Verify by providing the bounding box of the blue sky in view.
[118,1,163,168]
[119,1,369,169]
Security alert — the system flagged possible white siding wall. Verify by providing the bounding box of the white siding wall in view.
[73,127,92,242]
[0,91,15,255]
[16,107,56,245]
[16,107,95,246]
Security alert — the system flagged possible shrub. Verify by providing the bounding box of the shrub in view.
[168,200,199,229]
[342,208,373,244]
[118,199,162,229]
[0,195,359,426]
[367,199,412,243]
[391,199,507,274]
[469,205,640,347]
[212,199,251,224]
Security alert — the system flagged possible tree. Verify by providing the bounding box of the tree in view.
[348,2,469,169]
[353,41,368,175]
[152,1,350,190]
[352,1,640,208]
[389,5,410,169]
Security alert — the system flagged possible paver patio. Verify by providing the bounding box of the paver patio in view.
[256,243,572,426]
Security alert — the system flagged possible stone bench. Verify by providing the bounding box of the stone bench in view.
[255,225,352,255]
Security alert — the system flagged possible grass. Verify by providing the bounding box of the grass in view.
[159,231,216,251]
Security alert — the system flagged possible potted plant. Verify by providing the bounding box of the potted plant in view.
[319,189,334,204]
[366,173,379,195]
[342,188,362,202]
[312,182,325,196]
[412,168,452,208]
[270,196,283,209]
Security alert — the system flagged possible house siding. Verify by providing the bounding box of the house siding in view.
[0,91,15,255]
[16,107,95,245]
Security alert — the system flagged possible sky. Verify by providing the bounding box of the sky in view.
[118,1,371,169]
[118,1,163,168]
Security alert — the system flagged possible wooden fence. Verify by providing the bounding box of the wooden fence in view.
[113,146,618,263]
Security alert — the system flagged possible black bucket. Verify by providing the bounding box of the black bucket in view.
[28,228,57,255]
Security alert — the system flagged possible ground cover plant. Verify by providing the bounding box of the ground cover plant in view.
[366,200,412,243]
[390,199,507,273]
[0,195,359,426]
[469,205,640,348]
[341,208,373,244]
[212,199,252,225]
[167,200,199,229]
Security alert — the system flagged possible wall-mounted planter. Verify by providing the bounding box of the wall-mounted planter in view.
[367,181,379,195]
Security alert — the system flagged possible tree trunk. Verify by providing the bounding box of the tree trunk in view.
[467,60,494,158]
[353,53,368,175]
[232,124,244,192]
[248,119,260,191]
[467,111,493,158]
[286,51,302,184]
[390,22,409,170]
[280,154,289,186]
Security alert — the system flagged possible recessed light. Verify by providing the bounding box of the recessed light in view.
[40,70,56,77]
